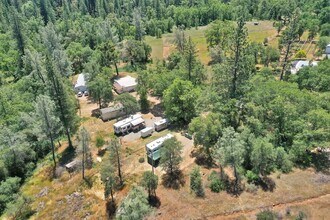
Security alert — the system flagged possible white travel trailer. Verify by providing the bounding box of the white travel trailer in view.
[140,127,154,138]
[146,133,174,165]
[113,114,145,135]
[154,119,168,132]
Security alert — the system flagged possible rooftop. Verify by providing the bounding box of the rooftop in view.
[154,119,168,126]
[113,114,142,128]
[75,74,86,87]
[114,76,137,87]
[100,103,124,114]
[146,133,174,151]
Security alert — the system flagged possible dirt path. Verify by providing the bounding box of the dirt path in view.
[208,193,330,219]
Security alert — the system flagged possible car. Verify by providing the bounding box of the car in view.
[84,91,89,96]
[77,91,83,97]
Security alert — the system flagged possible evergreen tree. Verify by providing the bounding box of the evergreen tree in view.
[214,127,245,193]
[78,127,92,179]
[45,57,78,149]
[35,95,61,170]
[190,166,204,197]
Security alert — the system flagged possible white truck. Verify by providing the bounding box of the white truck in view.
[140,127,154,138]
[154,119,168,132]
[113,114,145,135]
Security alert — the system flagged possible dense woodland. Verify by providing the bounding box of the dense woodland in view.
[0,0,329,219]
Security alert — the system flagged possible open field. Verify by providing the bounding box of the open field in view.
[146,21,279,65]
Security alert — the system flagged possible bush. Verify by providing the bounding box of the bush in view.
[246,183,258,194]
[208,171,225,193]
[256,209,277,220]
[95,136,105,148]
[294,50,307,59]
[246,170,259,183]
[139,157,145,163]
[296,211,307,220]
[190,166,204,197]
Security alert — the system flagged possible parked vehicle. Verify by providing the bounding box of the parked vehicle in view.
[141,127,154,138]
[113,114,145,135]
[145,134,174,165]
[154,119,168,132]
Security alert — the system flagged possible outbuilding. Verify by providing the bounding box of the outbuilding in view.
[326,44,330,55]
[74,74,87,93]
[99,103,125,121]
[113,76,137,94]
[290,60,317,74]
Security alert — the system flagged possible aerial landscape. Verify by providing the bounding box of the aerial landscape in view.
[0,0,330,219]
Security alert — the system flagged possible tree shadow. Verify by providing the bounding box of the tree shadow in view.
[257,176,276,192]
[150,103,165,117]
[106,200,117,219]
[59,146,76,166]
[191,151,216,168]
[162,170,185,189]
[83,176,94,189]
[311,152,330,174]
[148,195,161,208]
[225,179,244,196]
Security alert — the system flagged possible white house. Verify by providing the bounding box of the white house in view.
[291,60,317,74]
[74,74,87,93]
[113,76,137,94]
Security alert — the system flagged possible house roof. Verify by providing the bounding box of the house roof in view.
[100,103,123,114]
[114,76,137,87]
[75,74,86,88]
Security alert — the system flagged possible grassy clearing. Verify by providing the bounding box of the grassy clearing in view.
[149,167,330,219]
[146,21,279,65]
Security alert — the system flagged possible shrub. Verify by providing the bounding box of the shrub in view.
[95,136,105,148]
[256,209,277,220]
[208,171,225,193]
[246,183,258,194]
[296,211,307,220]
[139,157,145,163]
[190,166,204,197]
[246,170,259,183]
[294,50,307,59]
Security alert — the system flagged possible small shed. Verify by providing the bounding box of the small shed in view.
[74,74,87,93]
[326,44,330,55]
[113,76,137,94]
[65,160,79,173]
[100,103,125,121]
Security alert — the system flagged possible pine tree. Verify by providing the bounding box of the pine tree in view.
[35,95,61,170]
[45,57,78,149]
[109,136,123,186]
[78,127,92,179]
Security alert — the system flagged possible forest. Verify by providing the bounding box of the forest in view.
[0,0,329,219]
